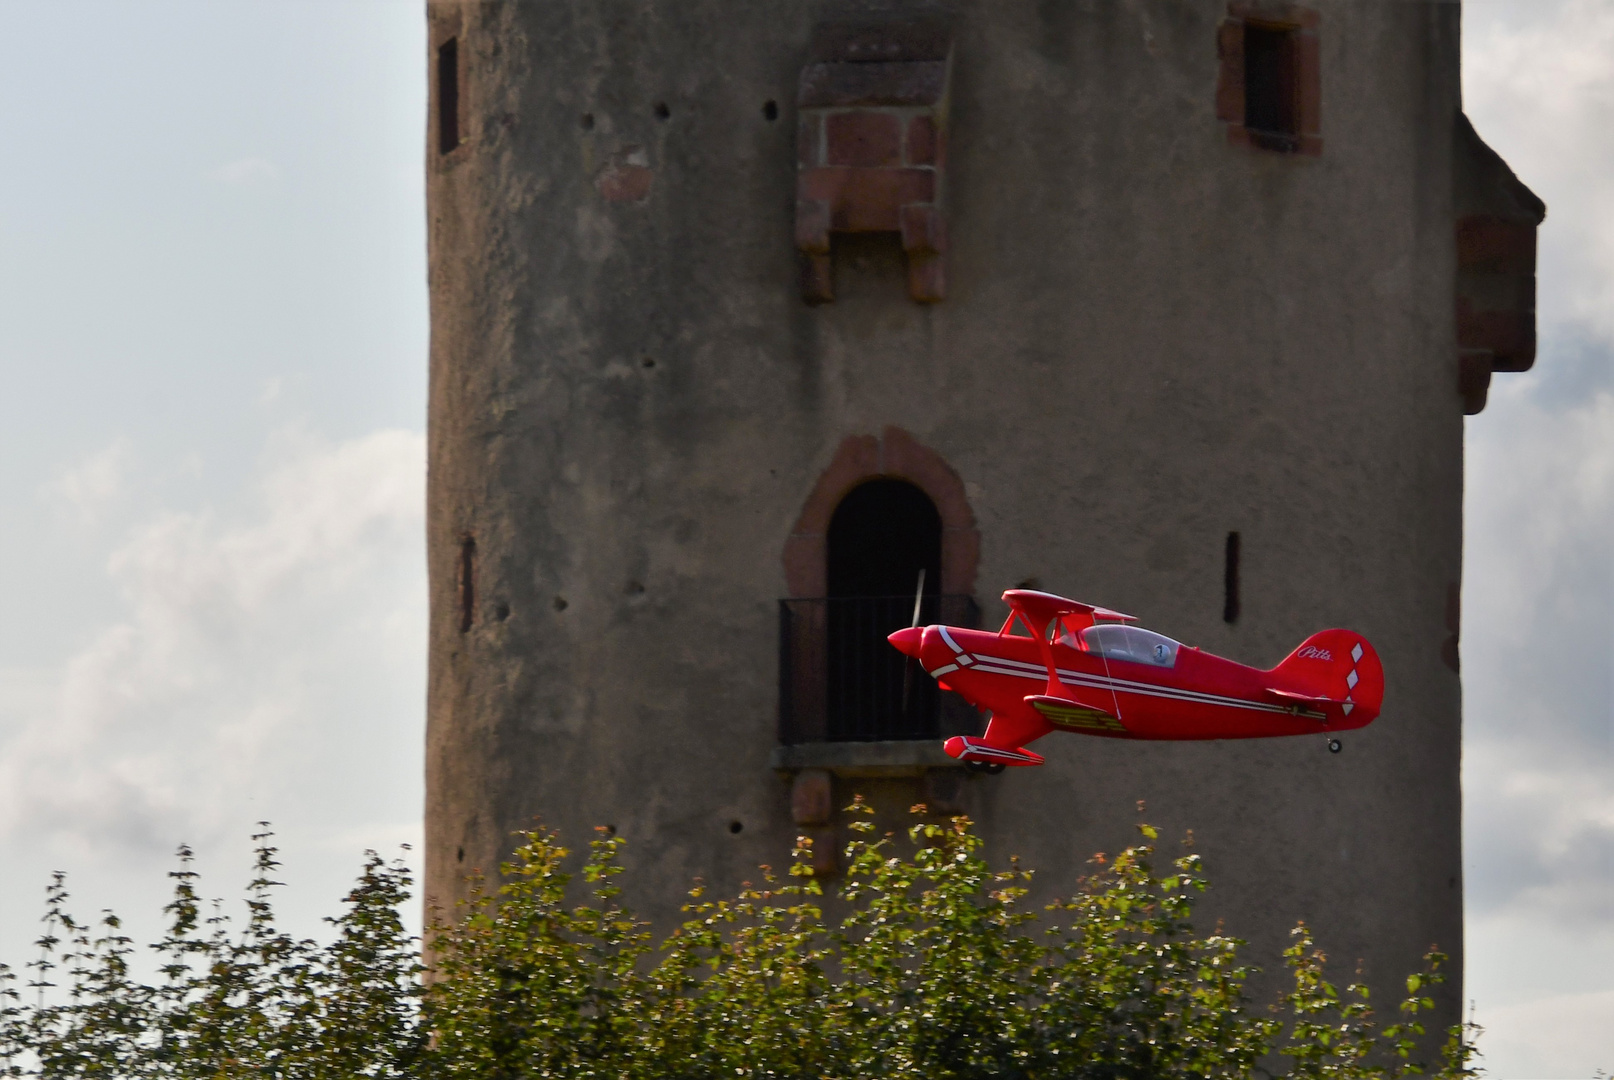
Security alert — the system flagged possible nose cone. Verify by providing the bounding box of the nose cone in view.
[887,625,924,658]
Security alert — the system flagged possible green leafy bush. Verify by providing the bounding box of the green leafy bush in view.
[1,807,1479,1079]
[0,828,424,1079]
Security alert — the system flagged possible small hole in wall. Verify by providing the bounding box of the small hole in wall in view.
[762,99,778,121]
[626,580,646,595]
[456,846,465,863]
[553,595,568,611]
[580,112,595,131]
[653,101,670,121]
[494,601,510,622]
[605,824,617,836]
[641,356,656,368]
[1223,532,1242,624]
[728,820,743,835]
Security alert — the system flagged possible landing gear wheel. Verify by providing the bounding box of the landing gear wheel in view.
[1327,739,1343,754]
[966,761,1007,775]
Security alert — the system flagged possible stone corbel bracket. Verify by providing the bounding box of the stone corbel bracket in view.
[795,21,953,304]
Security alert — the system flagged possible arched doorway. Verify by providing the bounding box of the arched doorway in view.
[779,427,981,745]
[824,480,942,740]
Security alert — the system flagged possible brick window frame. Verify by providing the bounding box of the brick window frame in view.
[1215,3,1321,157]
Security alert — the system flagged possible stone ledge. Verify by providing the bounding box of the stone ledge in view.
[771,740,962,777]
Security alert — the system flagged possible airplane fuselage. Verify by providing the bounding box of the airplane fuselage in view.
[917,624,1377,742]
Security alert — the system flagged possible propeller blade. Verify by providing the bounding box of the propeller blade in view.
[902,568,926,716]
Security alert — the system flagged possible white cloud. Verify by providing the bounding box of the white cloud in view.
[1475,989,1614,1079]
[1462,352,1614,1072]
[41,438,131,525]
[0,427,426,860]
[207,156,280,186]
[1465,0,1614,342]
[1465,906,1614,1077]
[1462,5,1614,1073]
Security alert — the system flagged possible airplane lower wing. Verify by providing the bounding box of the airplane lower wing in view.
[1026,695,1126,733]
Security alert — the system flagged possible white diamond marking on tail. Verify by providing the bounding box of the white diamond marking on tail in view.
[1342,702,1354,716]
[1351,643,1364,663]
[1346,670,1359,690]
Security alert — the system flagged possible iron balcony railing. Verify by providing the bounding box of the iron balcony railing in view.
[778,594,982,744]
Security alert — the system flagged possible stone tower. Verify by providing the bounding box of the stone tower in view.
[424,0,1542,1025]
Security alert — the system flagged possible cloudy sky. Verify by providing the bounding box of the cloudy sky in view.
[0,1,1608,1076]
[0,0,429,989]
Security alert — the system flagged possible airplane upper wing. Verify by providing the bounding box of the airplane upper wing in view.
[1002,589,1137,627]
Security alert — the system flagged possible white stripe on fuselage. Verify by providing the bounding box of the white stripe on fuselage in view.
[959,652,1324,720]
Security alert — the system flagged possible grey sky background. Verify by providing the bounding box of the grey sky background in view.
[0,2,1608,1076]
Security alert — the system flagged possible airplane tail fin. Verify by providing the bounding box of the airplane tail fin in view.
[1268,629,1384,723]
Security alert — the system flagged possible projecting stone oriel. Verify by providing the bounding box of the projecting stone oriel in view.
[795,21,952,302]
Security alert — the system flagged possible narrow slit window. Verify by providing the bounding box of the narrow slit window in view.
[1223,532,1241,624]
[1243,24,1297,148]
[438,38,461,155]
[458,536,476,632]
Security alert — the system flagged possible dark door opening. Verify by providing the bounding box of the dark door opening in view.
[828,479,941,600]
[824,479,942,740]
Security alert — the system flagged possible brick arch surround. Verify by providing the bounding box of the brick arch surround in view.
[784,427,979,599]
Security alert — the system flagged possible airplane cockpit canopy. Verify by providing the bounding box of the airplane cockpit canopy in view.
[1075,623,1180,668]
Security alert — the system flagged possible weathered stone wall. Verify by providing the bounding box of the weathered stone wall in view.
[426,0,1468,1024]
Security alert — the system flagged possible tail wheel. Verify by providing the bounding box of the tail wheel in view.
[966,761,1007,775]
[1327,738,1343,754]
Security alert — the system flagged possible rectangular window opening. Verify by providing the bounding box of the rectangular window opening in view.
[438,38,461,155]
[1243,23,1298,150]
[1223,532,1241,624]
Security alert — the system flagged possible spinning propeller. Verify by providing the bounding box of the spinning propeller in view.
[900,568,925,718]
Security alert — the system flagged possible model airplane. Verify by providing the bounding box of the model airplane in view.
[887,588,1383,772]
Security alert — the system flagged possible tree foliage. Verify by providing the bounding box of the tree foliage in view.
[1,807,1482,1079]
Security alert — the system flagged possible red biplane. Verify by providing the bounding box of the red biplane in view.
[887,589,1383,772]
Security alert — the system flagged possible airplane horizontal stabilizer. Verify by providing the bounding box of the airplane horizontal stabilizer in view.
[1264,688,1341,707]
